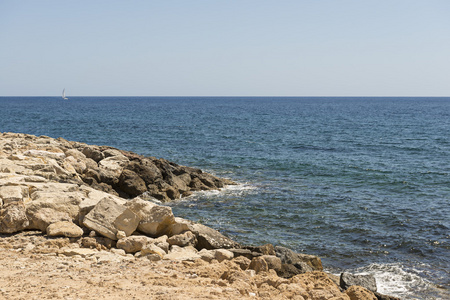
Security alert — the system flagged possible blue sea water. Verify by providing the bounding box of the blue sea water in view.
[1,96,449,299]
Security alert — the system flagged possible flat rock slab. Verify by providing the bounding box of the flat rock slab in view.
[83,198,140,240]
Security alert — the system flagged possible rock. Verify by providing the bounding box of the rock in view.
[64,149,86,160]
[125,159,162,186]
[26,207,72,231]
[116,235,154,253]
[102,148,124,158]
[340,272,377,292]
[0,202,29,233]
[82,198,140,240]
[78,193,123,224]
[167,231,197,247]
[26,190,84,228]
[198,249,216,262]
[229,248,262,260]
[261,255,282,273]
[46,221,84,237]
[232,256,252,270]
[278,263,304,278]
[275,246,323,271]
[374,292,401,300]
[118,169,147,197]
[214,249,234,262]
[116,230,127,239]
[82,146,104,162]
[124,197,175,237]
[61,248,98,257]
[181,219,240,250]
[23,149,65,160]
[248,256,269,273]
[290,271,349,300]
[163,245,200,261]
[80,236,115,250]
[346,285,377,300]
[0,185,24,204]
[141,243,166,258]
[99,155,129,177]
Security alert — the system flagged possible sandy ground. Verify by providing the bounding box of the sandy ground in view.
[0,231,299,300]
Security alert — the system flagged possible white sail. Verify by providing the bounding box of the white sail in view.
[62,89,68,100]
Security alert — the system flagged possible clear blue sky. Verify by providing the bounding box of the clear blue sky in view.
[1,1,449,96]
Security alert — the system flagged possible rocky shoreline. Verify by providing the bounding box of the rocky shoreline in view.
[0,132,399,299]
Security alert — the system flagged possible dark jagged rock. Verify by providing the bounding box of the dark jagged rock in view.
[118,169,147,197]
[275,245,323,271]
[340,271,377,292]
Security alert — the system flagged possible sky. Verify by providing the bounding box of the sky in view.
[1,0,449,97]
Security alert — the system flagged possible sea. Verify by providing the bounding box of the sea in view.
[0,97,449,299]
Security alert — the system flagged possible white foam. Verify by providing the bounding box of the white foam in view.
[188,182,258,199]
[352,263,437,299]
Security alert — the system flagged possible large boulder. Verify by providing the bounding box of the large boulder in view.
[116,235,154,253]
[82,146,104,162]
[167,231,197,247]
[118,169,147,197]
[124,197,175,237]
[26,190,83,230]
[125,159,162,185]
[26,207,72,231]
[98,155,129,177]
[27,190,83,220]
[346,285,377,300]
[46,221,84,238]
[0,185,24,204]
[166,217,240,250]
[0,202,29,233]
[275,245,323,271]
[82,198,140,240]
[340,272,377,293]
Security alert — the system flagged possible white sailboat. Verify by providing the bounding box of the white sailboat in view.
[62,88,68,100]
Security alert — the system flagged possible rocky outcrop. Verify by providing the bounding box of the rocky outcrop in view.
[340,272,377,293]
[0,132,235,201]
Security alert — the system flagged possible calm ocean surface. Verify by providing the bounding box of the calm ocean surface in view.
[1,97,449,299]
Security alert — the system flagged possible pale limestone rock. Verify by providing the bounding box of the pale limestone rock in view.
[26,191,84,228]
[94,251,135,264]
[27,207,72,231]
[167,230,197,247]
[0,185,24,204]
[116,235,155,253]
[346,286,377,300]
[141,243,166,258]
[64,149,86,160]
[163,245,200,261]
[98,155,129,177]
[78,188,126,224]
[124,197,175,237]
[248,256,269,273]
[261,255,282,273]
[198,249,216,262]
[116,230,126,239]
[62,248,98,257]
[0,202,29,233]
[63,156,87,174]
[214,249,234,262]
[166,217,239,249]
[82,198,140,240]
[144,254,162,261]
[166,217,191,236]
[46,221,84,238]
[23,149,66,160]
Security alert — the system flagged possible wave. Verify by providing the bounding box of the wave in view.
[349,263,449,299]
